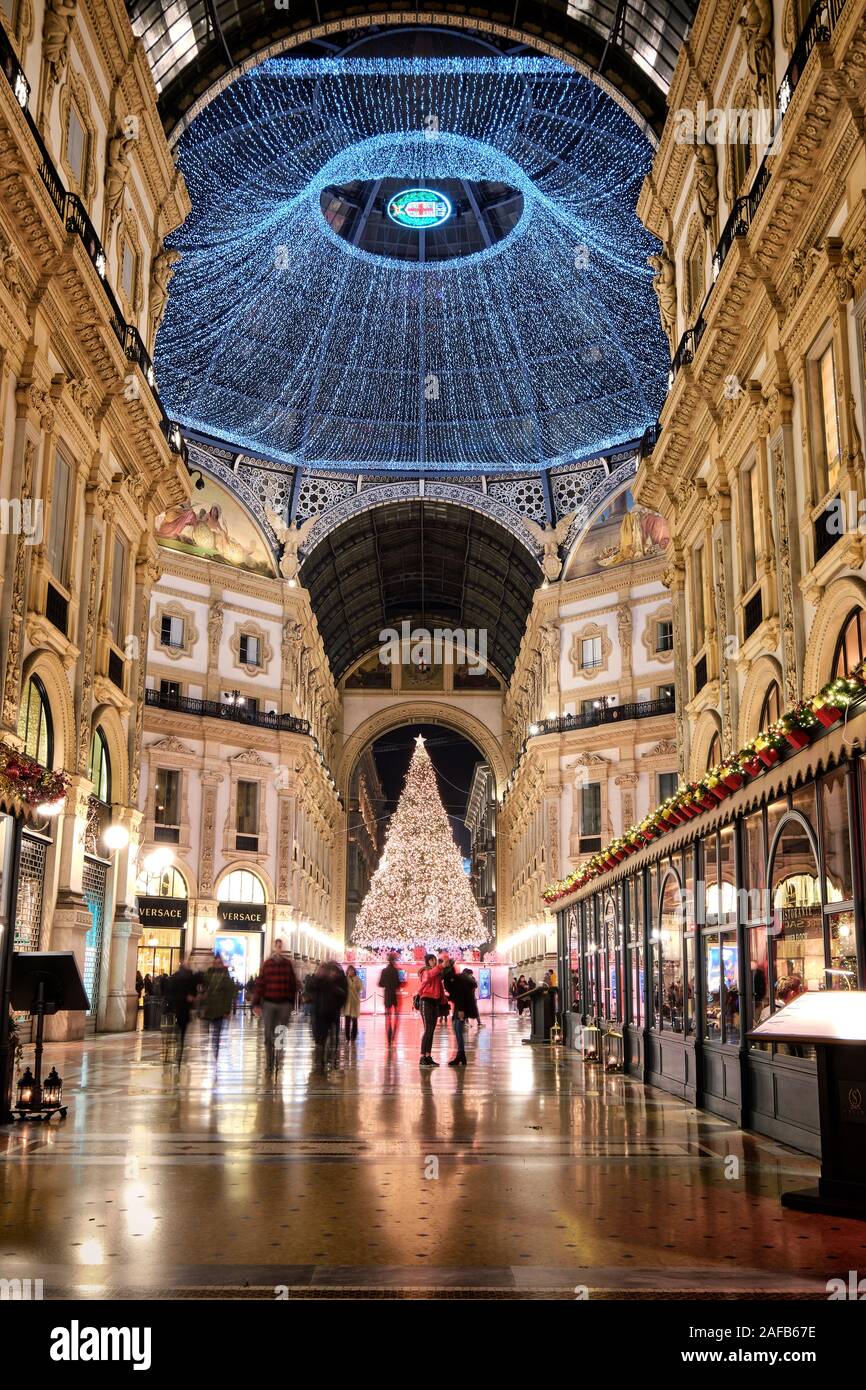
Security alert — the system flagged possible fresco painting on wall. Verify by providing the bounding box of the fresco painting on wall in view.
[155,477,275,575]
[598,505,670,567]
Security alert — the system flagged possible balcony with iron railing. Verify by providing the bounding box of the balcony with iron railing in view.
[145,687,310,734]
[530,695,676,738]
[143,688,343,799]
[668,0,849,387]
[0,20,186,461]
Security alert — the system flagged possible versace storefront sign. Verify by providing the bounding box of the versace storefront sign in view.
[137,896,188,928]
[217,902,267,930]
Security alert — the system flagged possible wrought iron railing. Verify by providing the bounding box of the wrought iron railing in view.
[0,18,186,460]
[670,0,848,384]
[532,696,675,737]
[145,687,311,734]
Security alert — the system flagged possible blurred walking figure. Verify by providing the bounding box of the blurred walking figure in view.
[379,951,402,1044]
[344,964,362,1042]
[252,937,298,1073]
[442,958,471,1066]
[201,954,235,1060]
[461,968,482,1029]
[167,954,200,1063]
[418,953,445,1067]
[309,960,348,1071]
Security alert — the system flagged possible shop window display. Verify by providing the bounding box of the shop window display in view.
[659,873,685,1032]
[820,767,853,903]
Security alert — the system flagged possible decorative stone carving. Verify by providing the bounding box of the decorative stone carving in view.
[207,601,224,664]
[104,122,135,231]
[695,142,718,227]
[229,618,273,677]
[715,536,734,752]
[148,247,180,343]
[783,247,820,315]
[76,526,102,773]
[0,233,28,313]
[1,441,35,729]
[648,243,677,352]
[150,600,199,660]
[641,601,675,664]
[739,0,774,103]
[568,621,612,681]
[523,512,578,581]
[199,773,223,897]
[771,439,800,705]
[265,506,318,582]
[149,735,195,755]
[42,0,77,101]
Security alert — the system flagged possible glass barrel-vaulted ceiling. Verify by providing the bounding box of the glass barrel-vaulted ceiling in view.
[154,56,668,475]
[128,2,697,137]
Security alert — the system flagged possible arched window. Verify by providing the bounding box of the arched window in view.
[706,730,721,772]
[831,607,866,679]
[17,677,53,768]
[218,869,265,903]
[758,680,782,731]
[137,865,188,898]
[88,727,111,803]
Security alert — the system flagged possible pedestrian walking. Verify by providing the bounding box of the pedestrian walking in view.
[344,964,362,1042]
[417,953,445,1067]
[166,955,200,1063]
[201,954,235,1060]
[309,960,348,1071]
[379,951,403,1044]
[252,938,298,1072]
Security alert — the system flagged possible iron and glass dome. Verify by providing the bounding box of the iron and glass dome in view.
[155,50,667,475]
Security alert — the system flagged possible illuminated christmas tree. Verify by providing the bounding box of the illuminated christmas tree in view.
[352,735,486,952]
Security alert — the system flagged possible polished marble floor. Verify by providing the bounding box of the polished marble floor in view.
[2,1010,865,1299]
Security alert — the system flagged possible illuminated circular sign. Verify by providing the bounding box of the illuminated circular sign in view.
[387,188,452,230]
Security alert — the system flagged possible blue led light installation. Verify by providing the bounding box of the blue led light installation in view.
[156,58,667,474]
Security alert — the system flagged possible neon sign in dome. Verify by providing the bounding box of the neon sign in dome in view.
[387,188,453,229]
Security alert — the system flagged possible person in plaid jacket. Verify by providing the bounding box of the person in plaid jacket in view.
[252,938,298,1072]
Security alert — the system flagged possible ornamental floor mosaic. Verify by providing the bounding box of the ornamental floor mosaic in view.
[2,1012,865,1300]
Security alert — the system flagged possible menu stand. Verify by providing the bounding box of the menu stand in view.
[748,991,866,1220]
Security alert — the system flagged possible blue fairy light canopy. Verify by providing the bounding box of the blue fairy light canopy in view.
[155,57,668,474]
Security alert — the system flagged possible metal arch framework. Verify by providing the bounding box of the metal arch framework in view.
[299,498,542,684]
[302,481,547,561]
[128,6,696,144]
[337,700,510,800]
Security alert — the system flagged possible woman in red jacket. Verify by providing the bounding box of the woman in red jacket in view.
[418,953,445,1067]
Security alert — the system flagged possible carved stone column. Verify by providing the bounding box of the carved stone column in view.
[45,776,92,1040]
[198,770,223,899]
[770,429,805,705]
[128,548,160,805]
[205,595,224,702]
[103,806,142,1033]
[617,602,634,702]
[663,545,690,781]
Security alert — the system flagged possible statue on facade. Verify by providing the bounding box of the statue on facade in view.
[104,124,135,230]
[42,0,78,100]
[265,507,318,583]
[739,0,774,102]
[694,142,718,227]
[522,511,577,581]
[148,247,180,343]
[648,245,678,351]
